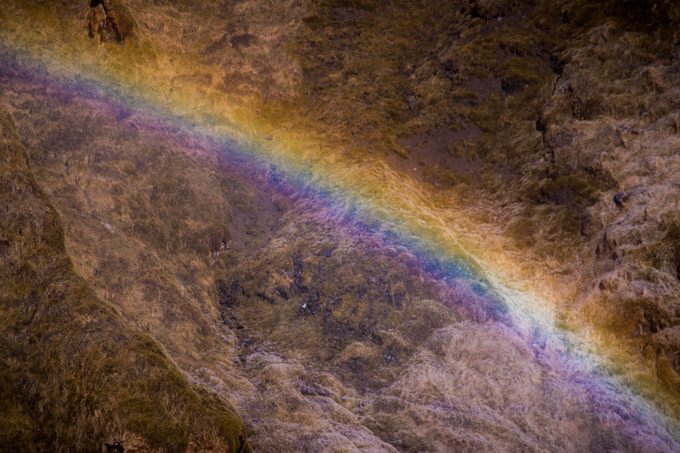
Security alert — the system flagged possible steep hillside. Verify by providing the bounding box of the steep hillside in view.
[0,108,250,451]
[1,0,680,451]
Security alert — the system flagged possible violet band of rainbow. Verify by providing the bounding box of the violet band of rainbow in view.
[1,34,679,444]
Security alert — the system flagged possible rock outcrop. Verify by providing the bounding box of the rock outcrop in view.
[88,0,135,43]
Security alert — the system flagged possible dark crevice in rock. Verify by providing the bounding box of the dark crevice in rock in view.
[535,114,547,133]
[501,77,524,94]
[217,280,241,307]
[292,253,307,293]
[104,442,124,453]
[231,33,256,49]
[442,59,459,80]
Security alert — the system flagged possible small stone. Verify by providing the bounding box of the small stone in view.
[406,95,418,114]
[613,191,629,207]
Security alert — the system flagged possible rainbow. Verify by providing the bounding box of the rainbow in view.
[1,4,679,446]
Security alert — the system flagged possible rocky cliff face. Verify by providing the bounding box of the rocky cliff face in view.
[1,0,680,451]
[536,9,680,390]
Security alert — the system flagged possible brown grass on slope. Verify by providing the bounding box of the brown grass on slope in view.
[0,108,251,452]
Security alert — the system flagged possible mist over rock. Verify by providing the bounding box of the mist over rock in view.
[0,0,679,451]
